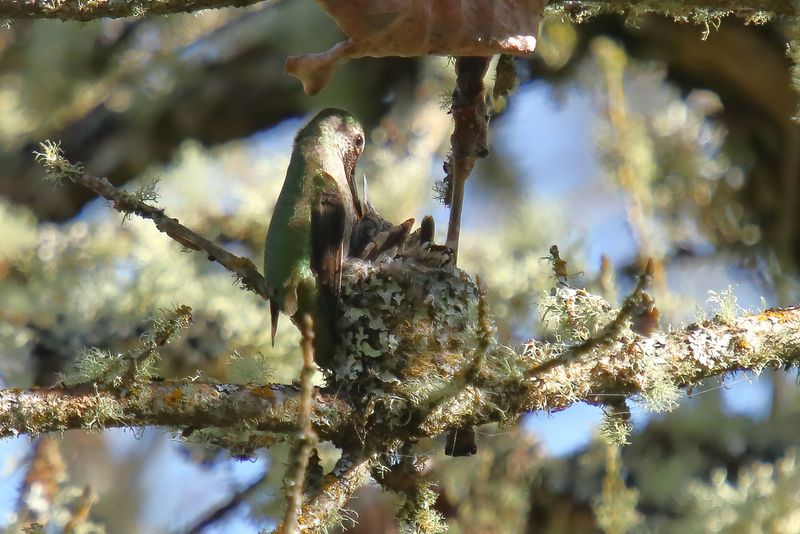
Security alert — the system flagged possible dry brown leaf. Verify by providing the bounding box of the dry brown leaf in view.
[286,0,548,95]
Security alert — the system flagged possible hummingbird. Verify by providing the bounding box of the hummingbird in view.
[264,108,365,364]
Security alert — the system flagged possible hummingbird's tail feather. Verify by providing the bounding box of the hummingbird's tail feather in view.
[270,300,280,347]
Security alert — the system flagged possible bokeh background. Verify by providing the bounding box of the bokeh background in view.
[1,1,800,532]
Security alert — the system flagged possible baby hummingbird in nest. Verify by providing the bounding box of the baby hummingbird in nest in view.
[264,108,365,364]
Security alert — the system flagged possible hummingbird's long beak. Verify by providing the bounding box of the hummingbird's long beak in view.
[361,174,372,215]
[344,154,362,219]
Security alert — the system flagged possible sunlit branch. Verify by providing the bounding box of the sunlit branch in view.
[2,306,799,445]
[0,380,351,441]
[0,0,791,23]
[34,141,269,302]
[547,0,795,20]
[278,316,319,533]
[527,259,654,377]
[0,0,271,21]
[444,57,491,262]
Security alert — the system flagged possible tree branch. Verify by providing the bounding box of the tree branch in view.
[0,380,351,441]
[444,56,491,262]
[279,316,319,533]
[0,0,791,24]
[419,305,800,436]
[547,0,796,19]
[0,0,269,21]
[185,471,270,534]
[34,141,268,302]
[3,307,799,442]
[527,258,655,377]
[296,455,376,533]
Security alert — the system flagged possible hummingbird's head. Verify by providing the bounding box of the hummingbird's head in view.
[306,108,366,217]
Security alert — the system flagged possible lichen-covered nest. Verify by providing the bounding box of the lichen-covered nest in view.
[332,257,482,396]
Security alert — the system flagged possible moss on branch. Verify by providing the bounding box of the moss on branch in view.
[1,0,794,26]
[0,0,266,21]
[0,380,351,440]
[2,301,800,442]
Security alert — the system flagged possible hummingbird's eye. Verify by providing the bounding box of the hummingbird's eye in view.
[354,134,364,149]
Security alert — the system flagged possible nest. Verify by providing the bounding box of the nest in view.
[332,257,482,395]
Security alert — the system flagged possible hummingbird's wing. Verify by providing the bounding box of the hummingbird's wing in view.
[310,182,348,321]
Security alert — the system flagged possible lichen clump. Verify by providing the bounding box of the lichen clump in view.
[333,258,481,395]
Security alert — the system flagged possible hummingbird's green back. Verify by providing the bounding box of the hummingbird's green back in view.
[263,108,366,362]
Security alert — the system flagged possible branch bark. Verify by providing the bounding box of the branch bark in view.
[0,381,351,441]
[279,316,319,533]
[2,306,799,441]
[445,56,490,262]
[0,0,793,22]
[549,0,796,19]
[0,0,268,21]
[35,142,269,302]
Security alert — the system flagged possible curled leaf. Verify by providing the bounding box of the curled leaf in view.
[287,0,547,94]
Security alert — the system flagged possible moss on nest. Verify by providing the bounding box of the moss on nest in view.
[333,258,482,398]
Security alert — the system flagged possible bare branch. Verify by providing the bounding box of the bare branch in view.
[34,141,268,301]
[279,315,319,533]
[185,471,269,534]
[16,439,66,529]
[296,455,376,533]
[444,56,491,262]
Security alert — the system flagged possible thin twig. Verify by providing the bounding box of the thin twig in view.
[16,439,66,529]
[279,315,319,533]
[185,472,269,534]
[34,142,268,301]
[528,259,655,377]
[296,455,376,532]
[64,487,96,534]
[445,56,491,263]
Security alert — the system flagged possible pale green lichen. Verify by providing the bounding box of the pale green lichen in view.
[635,352,680,413]
[84,387,124,432]
[68,305,192,386]
[33,140,84,184]
[397,481,448,534]
[599,409,632,447]
[708,286,742,324]
[538,285,616,343]
[228,351,274,385]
